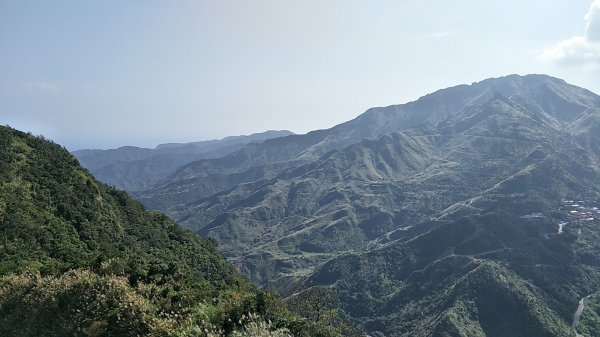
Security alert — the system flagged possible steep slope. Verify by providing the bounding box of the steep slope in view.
[73,130,293,191]
[137,74,600,206]
[171,131,439,288]
[0,126,339,337]
[569,108,600,167]
[307,154,600,336]
[310,103,600,335]
[0,126,242,286]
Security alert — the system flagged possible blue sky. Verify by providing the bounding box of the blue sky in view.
[2,0,600,150]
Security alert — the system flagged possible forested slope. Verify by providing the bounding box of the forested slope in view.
[0,126,339,337]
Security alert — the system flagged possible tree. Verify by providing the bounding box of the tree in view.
[287,286,339,324]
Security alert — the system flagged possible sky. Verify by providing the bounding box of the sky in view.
[2,0,600,150]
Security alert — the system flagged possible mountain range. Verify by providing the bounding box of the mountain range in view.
[72,130,294,191]
[74,74,600,336]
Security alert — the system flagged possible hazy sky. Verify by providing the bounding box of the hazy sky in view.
[2,0,600,150]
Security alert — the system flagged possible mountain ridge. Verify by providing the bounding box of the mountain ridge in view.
[135,74,600,208]
[72,129,294,191]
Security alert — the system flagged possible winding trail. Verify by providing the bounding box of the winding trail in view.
[572,294,593,337]
[449,246,508,261]
[558,222,568,234]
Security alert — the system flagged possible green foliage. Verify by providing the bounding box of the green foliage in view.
[287,287,339,324]
[0,126,247,293]
[577,294,600,336]
[0,270,318,337]
[0,126,341,337]
[0,270,162,336]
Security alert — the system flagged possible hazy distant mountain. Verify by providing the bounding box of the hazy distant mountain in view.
[136,75,600,336]
[72,130,294,191]
[136,74,600,208]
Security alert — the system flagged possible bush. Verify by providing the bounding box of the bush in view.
[0,270,168,336]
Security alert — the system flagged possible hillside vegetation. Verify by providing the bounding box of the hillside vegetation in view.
[0,126,340,337]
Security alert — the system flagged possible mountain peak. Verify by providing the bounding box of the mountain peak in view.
[343,74,600,142]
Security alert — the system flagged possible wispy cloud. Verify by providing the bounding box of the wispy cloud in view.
[542,0,600,66]
[24,81,61,94]
[421,32,451,40]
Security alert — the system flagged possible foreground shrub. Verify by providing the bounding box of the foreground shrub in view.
[0,269,171,336]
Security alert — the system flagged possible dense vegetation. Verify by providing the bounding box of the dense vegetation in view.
[0,126,341,336]
[579,294,600,336]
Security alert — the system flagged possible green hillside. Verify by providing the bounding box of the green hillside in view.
[0,126,340,337]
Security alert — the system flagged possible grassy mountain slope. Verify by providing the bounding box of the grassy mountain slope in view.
[161,93,597,291]
[307,161,600,336]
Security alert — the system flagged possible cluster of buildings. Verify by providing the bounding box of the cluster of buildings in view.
[562,200,599,221]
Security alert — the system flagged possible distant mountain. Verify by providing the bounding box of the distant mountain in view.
[0,126,338,337]
[136,74,600,207]
[169,92,599,282]
[135,75,600,336]
[72,130,294,191]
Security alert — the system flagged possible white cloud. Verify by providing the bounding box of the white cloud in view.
[543,36,600,64]
[542,0,600,65]
[24,81,61,94]
[585,0,600,41]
